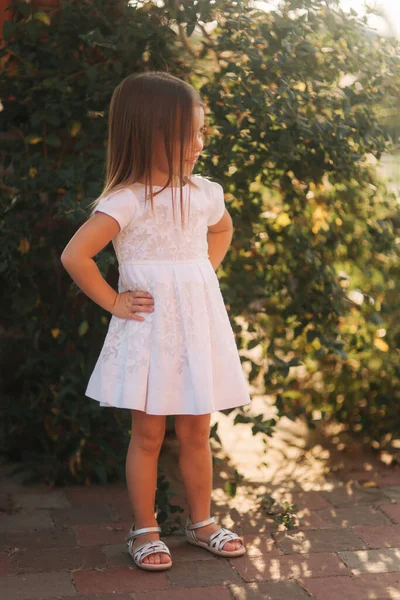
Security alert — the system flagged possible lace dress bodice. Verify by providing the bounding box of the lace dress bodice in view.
[92,174,226,264]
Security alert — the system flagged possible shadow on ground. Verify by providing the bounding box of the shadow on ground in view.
[1,396,400,599]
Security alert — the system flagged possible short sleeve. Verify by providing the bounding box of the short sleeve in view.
[92,187,137,232]
[207,180,226,226]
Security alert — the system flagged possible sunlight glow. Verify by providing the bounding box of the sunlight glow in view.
[251,0,400,38]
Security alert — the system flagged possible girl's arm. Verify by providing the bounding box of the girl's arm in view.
[61,213,121,313]
[207,210,234,271]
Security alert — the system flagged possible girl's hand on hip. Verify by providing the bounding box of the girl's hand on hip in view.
[111,291,154,320]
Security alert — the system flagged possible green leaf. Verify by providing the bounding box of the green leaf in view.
[2,21,17,41]
[15,1,31,17]
[94,464,107,484]
[78,321,89,336]
[33,11,51,26]
[45,134,62,147]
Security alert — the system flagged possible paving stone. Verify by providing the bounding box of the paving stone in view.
[380,503,400,523]
[0,492,15,513]
[295,509,337,529]
[316,505,391,527]
[0,527,77,551]
[107,501,134,522]
[229,580,311,600]
[375,470,400,486]
[13,491,71,511]
[274,528,367,554]
[0,571,76,599]
[39,595,133,600]
[354,470,400,487]
[165,558,242,588]
[135,587,233,600]
[101,543,135,568]
[155,535,217,562]
[279,490,333,511]
[353,524,400,548]
[50,505,114,527]
[235,512,280,534]
[13,545,106,573]
[0,551,16,575]
[382,486,400,502]
[64,483,134,524]
[64,484,128,507]
[339,469,381,483]
[233,550,348,582]
[73,522,132,547]
[320,483,393,507]
[0,511,53,533]
[72,565,168,594]
[338,547,400,574]
[1,479,51,494]
[238,533,281,557]
[301,571,400,600]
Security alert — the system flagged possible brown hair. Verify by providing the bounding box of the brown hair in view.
[88,71,206,228]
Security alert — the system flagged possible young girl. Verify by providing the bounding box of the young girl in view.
[61,71,250,572]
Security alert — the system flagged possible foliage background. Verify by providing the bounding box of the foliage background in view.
[0,0,399,496]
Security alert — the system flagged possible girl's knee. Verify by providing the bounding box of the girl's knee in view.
[174,414,211,446]
[130,409,166,451]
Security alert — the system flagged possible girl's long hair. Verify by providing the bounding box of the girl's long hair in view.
[88,71,206,228]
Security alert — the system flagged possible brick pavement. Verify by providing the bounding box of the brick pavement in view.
[2,404,400,599]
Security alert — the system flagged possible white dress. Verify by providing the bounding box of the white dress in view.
[85,174,252,415]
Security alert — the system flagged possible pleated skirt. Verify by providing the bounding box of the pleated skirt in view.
[85,258,251,415]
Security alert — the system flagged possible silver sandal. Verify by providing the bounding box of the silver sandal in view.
[185,515,246,557]
[125,524,172,571]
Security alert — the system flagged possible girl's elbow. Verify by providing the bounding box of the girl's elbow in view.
[61,249,78,267]
[60,249,70,264]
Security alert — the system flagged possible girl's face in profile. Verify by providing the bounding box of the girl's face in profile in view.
[154,105,205,180]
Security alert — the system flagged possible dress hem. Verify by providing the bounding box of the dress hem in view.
[86,394,252,416]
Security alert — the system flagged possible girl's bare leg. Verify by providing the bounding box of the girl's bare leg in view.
[174,413,242,551]
[125,409,170,564]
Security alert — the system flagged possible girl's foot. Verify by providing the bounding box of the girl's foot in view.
[190,520,243,551]
[132,530,171,565]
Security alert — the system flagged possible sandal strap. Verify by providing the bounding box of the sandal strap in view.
[208,527,243,551]
[132,540,171,564]
[185,515,244,552]
[186,516,215,530]
[124,525,161,542]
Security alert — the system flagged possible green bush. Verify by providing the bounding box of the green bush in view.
[197,0,400,455]
[1,0,399,488]
[0,0,189,485]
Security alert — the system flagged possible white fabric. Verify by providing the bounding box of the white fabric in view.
[92,187,137,231]
[85,174,251,415]
[207,180,226,226]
